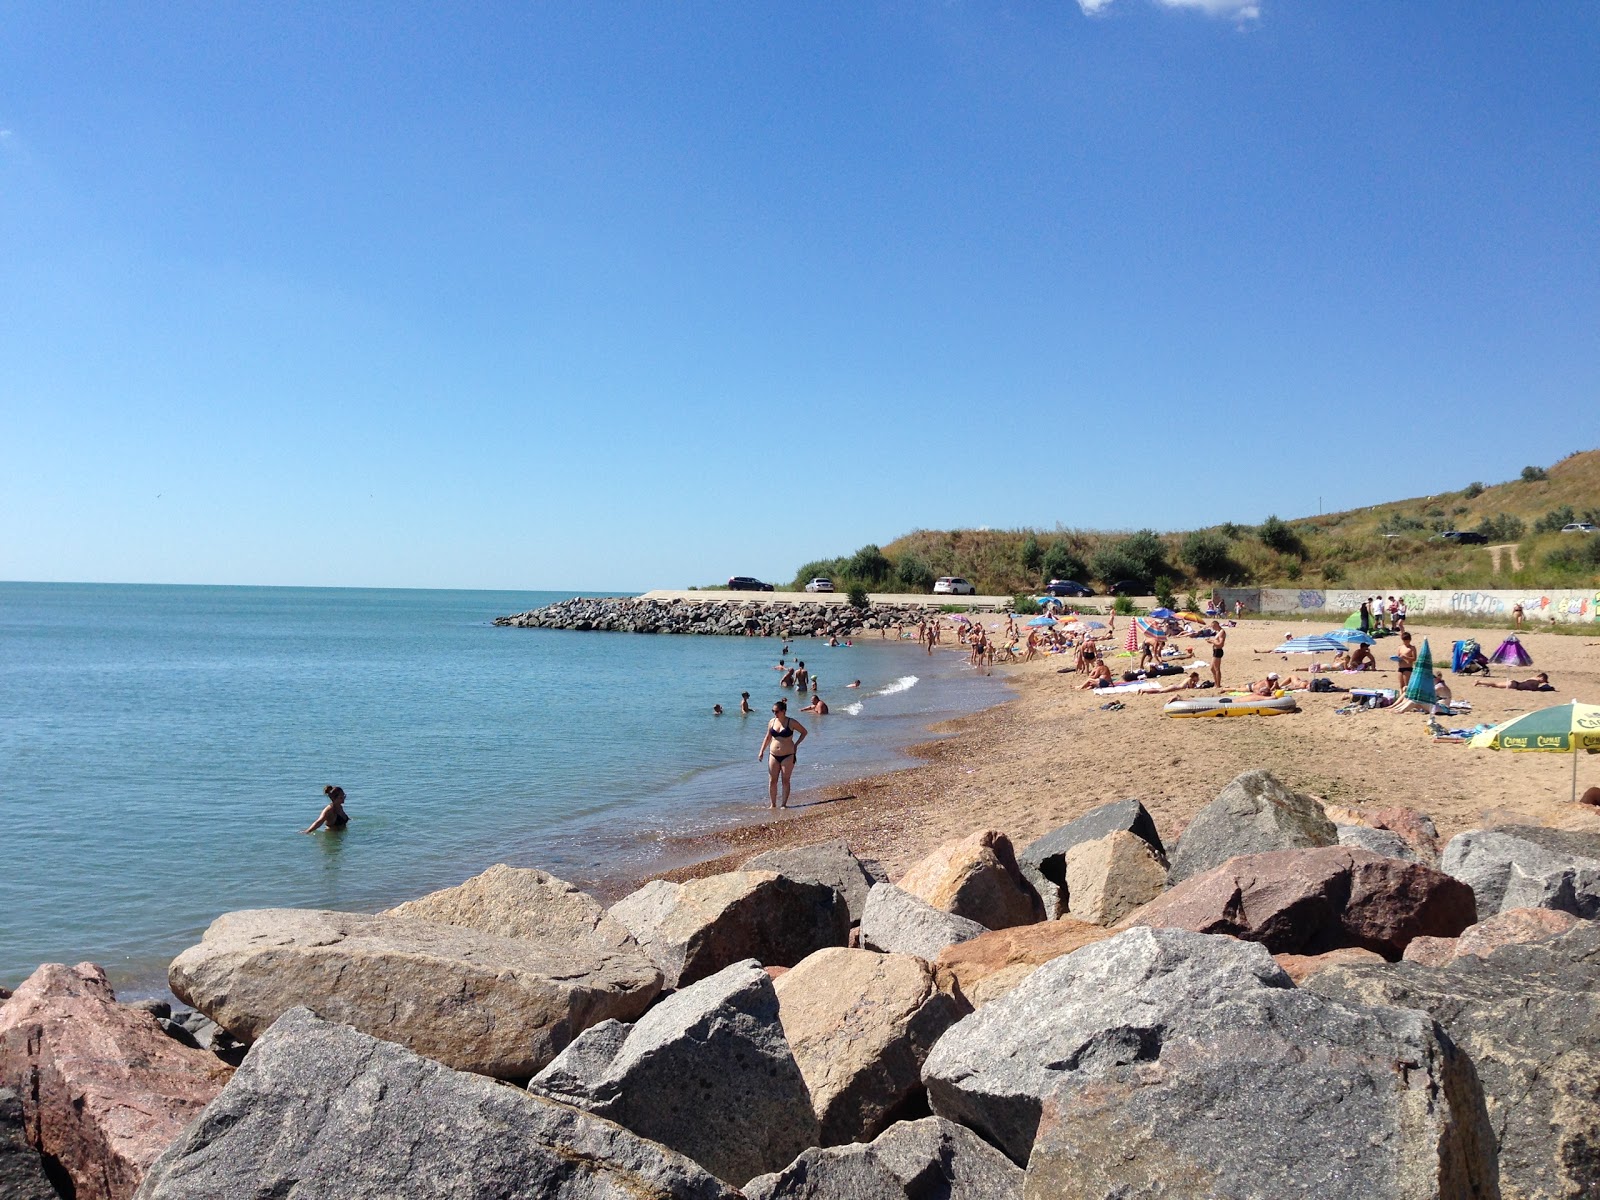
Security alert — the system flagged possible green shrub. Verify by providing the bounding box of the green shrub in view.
[847,584,870,608]
[1258,516,1305,557]
[1474,513,1526,542]
[1040,540,1087,585]
[1154,577,1177,609]
[1463,481,1485,498]
[894,552,935,592]
[1535,505,1577,534]
[1322,561,1344,583]
[1179,530,1237,580]
[1112,594,1136,615]
[1013,592,1036,614]
[1546,539,1600,573]
[1521,465,1549,482]
[847,545,893,585]
[1020,535,1042,575]
[1092,530,1167,584]
[1284,559,1302,581]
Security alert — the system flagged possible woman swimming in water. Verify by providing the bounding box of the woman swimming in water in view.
[757,700,808,809]
[303,784,349,833]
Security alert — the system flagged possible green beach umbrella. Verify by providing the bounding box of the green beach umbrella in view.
[1403,639,1437,705]
[1469,700,1600,802]
[1343,610,1362,629]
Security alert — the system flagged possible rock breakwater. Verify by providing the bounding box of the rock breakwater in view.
[495,596,936,638]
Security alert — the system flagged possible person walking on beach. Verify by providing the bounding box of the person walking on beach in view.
[303,785,349,834]
[1396,631,1418,691]
[1209,620,1226,689]
[758,700,808,809]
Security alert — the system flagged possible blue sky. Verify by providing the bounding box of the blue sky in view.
[3,2,1595,590]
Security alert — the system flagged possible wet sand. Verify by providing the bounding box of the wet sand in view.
[592,615,1600,898]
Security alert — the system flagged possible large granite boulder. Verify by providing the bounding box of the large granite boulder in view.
[744,1116,1022,1200]
[923,926,1494,1198]
[1167,770,1337,884]
[609,871,849,989]
[0,1087,59,1200]
[0,963,231,1200]
[384,863,644,952]
[1063,830,1167,925]
[1441,826,1600,918]
[932,920,1115,1007]
[1366,806,1443,863]
[1309,920,1600,1200]
[1017,800,1167,918]
[168,908,661,1080]
[744,840,889,924]
[896,830,1044,929]
[1403,907,1580,968]
[859,884,988,960]
[1337,823,1424,862]
[528,960,818,1185]
[133,1006,737,1200]
[1271,946,1386,984]
[775,948,968,1145]
[1123,845,1477,958]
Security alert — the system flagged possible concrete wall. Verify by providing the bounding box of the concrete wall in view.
[1217,586,1599,625]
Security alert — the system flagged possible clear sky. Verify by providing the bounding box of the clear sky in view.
[3,2,1595,590]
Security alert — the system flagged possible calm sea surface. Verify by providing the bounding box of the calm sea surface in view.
[0,583,1007,993]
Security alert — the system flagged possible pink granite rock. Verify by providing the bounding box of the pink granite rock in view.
[1272,947,1387,985]
[1123,846,1476,958]
[897,830,1044,929]
[0,963,231,1200]
[1403,907,1579,968]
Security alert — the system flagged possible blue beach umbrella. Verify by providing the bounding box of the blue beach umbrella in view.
[1150,608,1176,619]
[1272,635,1347,655]
[1027,615,1058,627]
[1327,630,1375,645]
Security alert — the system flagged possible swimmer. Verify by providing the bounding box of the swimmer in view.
[740,692,752,714]
[302,785,349,834]
[846,680,861,689]
[713,704,724,716]
[801,696,829,715]
[757,700,809,809]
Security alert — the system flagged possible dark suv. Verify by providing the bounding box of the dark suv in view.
[1044,579,1094,597]
[726,576,774,591]
[1434,531,1489,545]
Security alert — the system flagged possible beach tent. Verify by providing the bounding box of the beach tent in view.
[1403,639,1438,705]
[1470,700,1600,803]
[1272,635,1347,655]
[1343,611,1364,629]
[1452,639,1490,674]
[1490,635,1533,667]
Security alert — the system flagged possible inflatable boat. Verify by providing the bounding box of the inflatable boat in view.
[1164,693,1299,718]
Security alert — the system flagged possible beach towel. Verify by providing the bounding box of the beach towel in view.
[1489,635,1532,667]
[1094,680,1164,695]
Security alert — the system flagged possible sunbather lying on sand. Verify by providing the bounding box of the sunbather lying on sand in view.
[1474,673,1553,691]
[1153,670,1202,694]
[1245,672,1310,695]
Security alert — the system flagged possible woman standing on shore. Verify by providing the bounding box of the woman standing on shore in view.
[757,700,808,809]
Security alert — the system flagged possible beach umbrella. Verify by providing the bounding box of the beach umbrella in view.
[1403,639,1438,705]
[1027,615,1057,627]
[1176,611,1205,622]
[1135,618,1169,641]
[1037,596,1063,607]
[1272,635,1347,655]
[1150,608,1176,619]
[1469,700,1600,803]
[1085,620,1106,629]
[1125,619,1139,654]
[1327,630,1375,645]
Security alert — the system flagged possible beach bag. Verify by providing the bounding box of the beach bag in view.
[1309,677,1334,693]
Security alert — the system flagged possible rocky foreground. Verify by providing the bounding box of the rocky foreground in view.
[494,595,936,638]
[4,771,1600,1198]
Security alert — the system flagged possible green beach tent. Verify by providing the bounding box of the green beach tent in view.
[1403,639,1437,705]
[1469,699,1600,802]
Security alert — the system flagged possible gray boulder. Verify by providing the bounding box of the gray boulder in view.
[1018,800,1166,918]
[609,872,849,989]
[168,908,662,1080]
[1336,823,1423,862]
[1308,919,1600,1200]
[924,927,1493,1198]
[1442,826,1600,918]
[744,840,889,924]
[0,1087,59,1200]
[1167,770,1338,884]
[859,884,988,960]
[745,1117,1022,1200]
[528,959,818,1186]
[133,1007,737,1200]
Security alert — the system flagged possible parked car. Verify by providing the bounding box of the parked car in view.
[932,576,976,596]
[1561,522,1597,534]
[803,577,835,592]
[1433,531,1489,545]
[1107,579,1149,596]
[1044,579,1094,597]
[726,576,774,591]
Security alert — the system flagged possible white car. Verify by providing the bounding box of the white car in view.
[1560,522,1596,534]
[803,577,835,592]
[933,576,975,596]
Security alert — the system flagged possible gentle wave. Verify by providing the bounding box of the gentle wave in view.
[841,701,865,716]
[876,675,919,696]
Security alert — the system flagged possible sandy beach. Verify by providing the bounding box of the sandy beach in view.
[614,614,1600,896]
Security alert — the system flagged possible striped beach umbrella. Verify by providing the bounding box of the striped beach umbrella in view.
[1403,639,1437,705]
[1272,635,1347,655]
[1470,700,1600,802]
[1125,618,1139,654]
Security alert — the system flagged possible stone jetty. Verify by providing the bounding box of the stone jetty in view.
[494,596,942,638]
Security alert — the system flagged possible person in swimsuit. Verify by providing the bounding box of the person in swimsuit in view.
[795,663,809,691]
[757,700,809,809]
[780,667,796,688]
[712,704,724,715]
[303,785,349,833]
[740,692,752,714]
[1209,621,1226,689]
[1396,632,1417,690]
[1475,673,1552,691]
[801,696,828,715]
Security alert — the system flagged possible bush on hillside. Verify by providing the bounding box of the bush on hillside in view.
[1154,577,1177,609]
[792,559,845,590]
[1112,595,1136,615]
[1020,535,1042,575]
[1474,513,1526,542]
[1179,530,1237,580]
[894,552,936,592]
[1040,540,1088,585]
[1521,465,1549,482]
[848,544,893,585]
[1534,505,1577,534]
[1545,538,1600,573]
[1322,562,1344,583]
[1091,530,1167,585]
[1258,515,1305,557]
[1463,481,1485,498]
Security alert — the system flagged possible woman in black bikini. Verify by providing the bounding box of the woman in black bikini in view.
[303,785,349,833]
[757,700,809,809]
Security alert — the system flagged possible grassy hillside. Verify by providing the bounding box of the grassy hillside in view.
[789,449,1600,597]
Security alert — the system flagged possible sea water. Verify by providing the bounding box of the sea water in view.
[0,583,1008,992]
